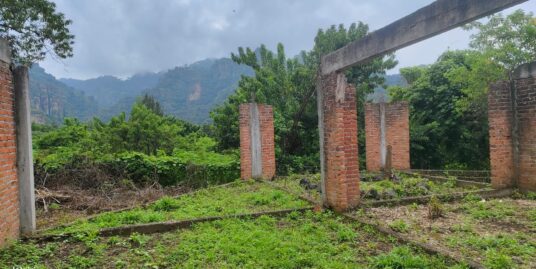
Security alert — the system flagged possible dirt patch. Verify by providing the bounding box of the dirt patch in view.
[36,184,189,230]
[355,198,536,268]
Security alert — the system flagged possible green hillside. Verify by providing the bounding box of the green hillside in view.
[29,65,99,124]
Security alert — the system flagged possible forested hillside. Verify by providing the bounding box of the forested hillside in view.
[60,72,162,107]
[59,58,252,123]
[29,65,98,124]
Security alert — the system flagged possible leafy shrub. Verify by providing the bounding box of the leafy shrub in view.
[112,152,239,186]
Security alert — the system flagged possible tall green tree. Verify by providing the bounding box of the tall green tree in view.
[464,10,536,72]
[140,94,164,116]
[389,10,536,170]
[0,0,74,64]
[390,51,490,169]
[211,22,397,173]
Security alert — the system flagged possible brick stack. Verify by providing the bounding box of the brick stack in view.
[319,72,360,211]
[0,43,19,246]
[364,101,410,171]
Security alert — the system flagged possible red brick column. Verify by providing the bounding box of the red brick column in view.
[488,61,536,191]
[365,103,381,171]
[364,101,410,172]
[259,105,276,179]
[0,42,19,246]
[514,63,536,191]
[488,81,515,189]
[239,103,275,180]
[318,72,359,211]
[239,104,252,180]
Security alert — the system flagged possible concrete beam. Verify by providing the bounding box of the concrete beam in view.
[14,66,36,234]
[320,0,527,75]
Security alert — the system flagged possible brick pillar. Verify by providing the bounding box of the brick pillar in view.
[365,101,410,172]
[489,61,536,191]
[318,72,359,212]
[513,62,536,192]
[0,39,20,246]
[239,103,275,180]
[488,81,515,189]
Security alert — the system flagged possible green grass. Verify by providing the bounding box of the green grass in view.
[45,181,309,235]
[446,232,536,269]
[272,173,488,202]
[0,212,463,269]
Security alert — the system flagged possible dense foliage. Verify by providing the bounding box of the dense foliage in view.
[211,22,396,174]
[0,0,74,65]
[33,99,239,187]
[388,10,535,169]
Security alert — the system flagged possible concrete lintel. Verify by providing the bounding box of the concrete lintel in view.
[513,61,536,79]
[14,66,36,234]
[320,0,527,75]
[0,38,11,64]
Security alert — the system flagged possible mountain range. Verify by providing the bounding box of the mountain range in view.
[29,58,253,124]
[29,60,404,125]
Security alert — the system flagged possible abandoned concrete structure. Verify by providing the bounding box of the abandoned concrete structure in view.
[0,38,35,246]
[317,0,527,211]
[489,61,536,192]
[239,103,276,180]
[365,101,410,172]
[1,0,532,247]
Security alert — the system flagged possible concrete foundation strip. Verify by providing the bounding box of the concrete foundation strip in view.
[401,171,490,188]
[35,180,243,234]
[340,213,485,269]
[25,206,314,243]
[362,188,514,207]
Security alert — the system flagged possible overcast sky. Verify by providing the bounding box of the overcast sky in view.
[40,0,536,80]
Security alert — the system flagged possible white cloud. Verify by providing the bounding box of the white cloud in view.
[41,0,536,79]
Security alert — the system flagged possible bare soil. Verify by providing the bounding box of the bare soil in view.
[35,184,189,230]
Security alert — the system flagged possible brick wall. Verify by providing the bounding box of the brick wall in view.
[239,103,276,180]
[0,51,19,246]
[364,101,410,171]
[488,81,515,189]
[488,62,536,191]
[239,104,252,180]
[258,105,276,179]
[514,63,536,191]
[364,103,381,171]
[319,72,359,211]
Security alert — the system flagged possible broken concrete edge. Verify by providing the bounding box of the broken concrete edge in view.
[512,61,536,79]
[25,206,314,243]
[258,179,320,206]
[0,38,10,64]
[340,213,485,269]
[35,180,243,234]
[362,188,514,208]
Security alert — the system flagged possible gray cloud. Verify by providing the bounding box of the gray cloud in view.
[40,0,536,79]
